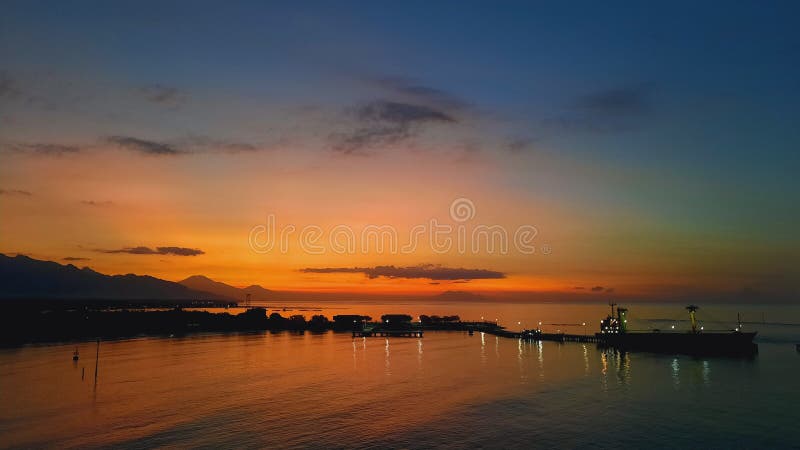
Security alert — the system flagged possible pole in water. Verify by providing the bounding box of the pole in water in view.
[94,338,100,385]
[82,367,85,380]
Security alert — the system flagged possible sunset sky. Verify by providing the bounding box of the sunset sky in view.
[1,1,798,301]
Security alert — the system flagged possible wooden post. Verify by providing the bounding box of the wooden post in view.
[94,338,100,385]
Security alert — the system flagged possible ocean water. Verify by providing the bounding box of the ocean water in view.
[1,302,799,449]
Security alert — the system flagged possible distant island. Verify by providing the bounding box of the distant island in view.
[0,253,276,303]
[0,254,499,345]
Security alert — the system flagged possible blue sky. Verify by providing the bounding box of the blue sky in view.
[1,1,799,298]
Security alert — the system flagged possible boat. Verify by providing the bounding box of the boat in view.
[596,303,757,356]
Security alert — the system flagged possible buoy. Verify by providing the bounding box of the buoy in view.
[72,347,79,361]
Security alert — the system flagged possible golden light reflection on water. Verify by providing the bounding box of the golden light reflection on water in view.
[1,302,798,448]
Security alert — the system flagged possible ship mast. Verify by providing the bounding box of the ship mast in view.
[686,305,699,333]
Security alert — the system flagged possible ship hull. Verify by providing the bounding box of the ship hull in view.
[596,331,757,356]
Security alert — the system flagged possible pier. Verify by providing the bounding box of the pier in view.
[352,329,424,338]
[482,327,600,343]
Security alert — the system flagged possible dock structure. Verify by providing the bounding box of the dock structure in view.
[352,329,424,338]
[481,328,600,343]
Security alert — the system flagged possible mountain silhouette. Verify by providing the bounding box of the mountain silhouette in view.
[0,254,231,301]
[179,275,272,302]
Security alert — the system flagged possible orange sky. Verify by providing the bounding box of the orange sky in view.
[2,142,795,302]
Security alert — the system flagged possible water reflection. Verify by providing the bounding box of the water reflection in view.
[582,344,589,376]
[480,332,486,366]
[384,338,390,375]
[0,330,790,449]
[536,340,544,380]
[417,338,423,368]
[672,357,680,389]
[600,348,630,390]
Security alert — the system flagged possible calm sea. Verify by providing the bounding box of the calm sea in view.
[1,302,799,449]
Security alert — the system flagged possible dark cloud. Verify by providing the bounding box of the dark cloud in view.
[575,286,614,293]
[355,100,455,124]
[372,76,469,111]
[63,256,91,261]
[97,246,205,256]
[0,72,21,100]
[576,85,651,115]
[155,246,205,256]
[0,71,52,108]
[139,84,186,107]
[331,100,456,155]
[178,135,262,154]
[0,189,32,196]
[1,142,82,156]
[544,84,654,134]
[506,138,536,153]
[300,264,505,281]
[106,136,184,156]
[81,200,114,207]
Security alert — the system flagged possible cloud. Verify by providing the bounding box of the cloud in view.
[0,72,21,100]
[1,142,82,156]
[81,200,114,207]
[106,136,184,156]
[97,246,205,256]
[355,100,455,125]
[178,135,263,154]
[331,100,456,155]
[575,85,651,115]
[371,76,469,111]
[505,138,536,153]
[300,264,505,281]
[139,84,186,107]
[544,83,654,134]
[0,71,53,108]
[63,256,90,261]
[577,285,613,293]
[0,189,32,196]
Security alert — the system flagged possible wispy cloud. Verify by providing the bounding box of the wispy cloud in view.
[505,137,536,154]
[0,188,32,196]
[301,264,505,281]
[544,83,654,134]
[177,135,264,154]
[1,142,82,156]
[97,246,205,256]
[575,85,651,115]
[331,100,456,155]
[63,256,91,261]
[139,84,187,108]
[106,136,185,156]
[589,285,615,293]
[371,76,469,111]
[80,200,114,207]
[0,71,21,100]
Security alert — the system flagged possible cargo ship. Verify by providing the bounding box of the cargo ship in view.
[596,304,757,356]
